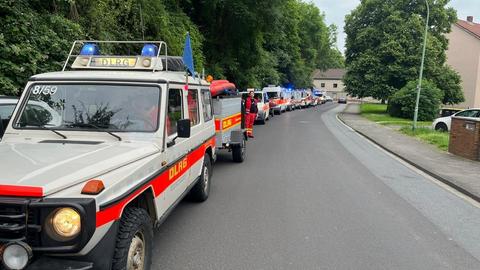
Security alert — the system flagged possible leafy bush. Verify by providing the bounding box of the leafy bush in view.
[387,80,443,121]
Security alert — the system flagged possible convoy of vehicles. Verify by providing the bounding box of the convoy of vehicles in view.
[0,39,331,270]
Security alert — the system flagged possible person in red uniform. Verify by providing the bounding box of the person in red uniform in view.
[245,89,258,138]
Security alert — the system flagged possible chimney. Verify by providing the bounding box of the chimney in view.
[467,16,474,23]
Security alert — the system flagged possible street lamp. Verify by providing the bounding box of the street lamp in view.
[413,0,430,131]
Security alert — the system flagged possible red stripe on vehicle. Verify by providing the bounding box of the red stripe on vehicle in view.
[95,137,215,227]
[0,185,43,197]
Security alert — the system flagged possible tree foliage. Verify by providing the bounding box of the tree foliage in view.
[344,0,463,105]
[0,0,344,95]
[387,80,443,121]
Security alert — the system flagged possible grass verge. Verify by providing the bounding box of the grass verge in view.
[360,103,431,127]
[360,103,447,151]
[399,127,450,151]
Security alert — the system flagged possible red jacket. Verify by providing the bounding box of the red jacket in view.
[245,96,253,112]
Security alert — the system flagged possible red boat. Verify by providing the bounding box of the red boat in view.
[210,80,237,97]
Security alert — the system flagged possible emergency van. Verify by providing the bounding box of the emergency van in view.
[263,86,286,115]
[0,41,216,270]
[240,91,270,124]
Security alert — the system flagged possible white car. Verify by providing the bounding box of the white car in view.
[432,108,480,131]
[0,96,19,138]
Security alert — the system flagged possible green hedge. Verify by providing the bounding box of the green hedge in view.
[387,80,443,121]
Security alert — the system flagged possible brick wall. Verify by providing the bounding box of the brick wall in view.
[449,117,480,161]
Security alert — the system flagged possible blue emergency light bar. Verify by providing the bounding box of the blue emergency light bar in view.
[79,43,100,56]
[63,41,170,72]
[141,44,159,57]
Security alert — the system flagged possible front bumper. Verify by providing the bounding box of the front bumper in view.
[26,257,93,270]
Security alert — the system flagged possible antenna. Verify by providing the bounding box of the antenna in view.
[139,3,145,40]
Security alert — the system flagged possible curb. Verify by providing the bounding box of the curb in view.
[337,112,480,204]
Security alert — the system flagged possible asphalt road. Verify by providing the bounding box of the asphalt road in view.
[152,103,480,270]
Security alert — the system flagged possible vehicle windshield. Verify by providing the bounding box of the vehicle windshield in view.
[267,92,279,98]
[14,84,161,132]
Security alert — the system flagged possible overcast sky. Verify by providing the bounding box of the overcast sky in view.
[312,0,480,54]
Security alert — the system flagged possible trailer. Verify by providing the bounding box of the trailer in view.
[213,96,247,162]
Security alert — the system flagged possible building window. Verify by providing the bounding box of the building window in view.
[321,83,325,88]
[333,83,338,88]
[167,89,183,136]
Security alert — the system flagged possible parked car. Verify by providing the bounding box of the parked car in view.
[432,108,480,132]
[325,96,333,102]
[438,108,463,118]
[0,96,19,139]
[338,97,347,104]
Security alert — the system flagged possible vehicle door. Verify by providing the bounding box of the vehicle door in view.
[263,93,270,114]
[186,87,206,183]
[162,86,192,207]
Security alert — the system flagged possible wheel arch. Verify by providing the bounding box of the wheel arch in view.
[205,146,214,163]
[124,187,157,222]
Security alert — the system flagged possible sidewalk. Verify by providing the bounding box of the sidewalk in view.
[339,103,480,202]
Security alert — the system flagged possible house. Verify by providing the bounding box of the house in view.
[312,68,347,99]
[446,16,480,109]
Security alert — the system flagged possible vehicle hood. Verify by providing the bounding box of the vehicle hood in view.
[0,141,159,196]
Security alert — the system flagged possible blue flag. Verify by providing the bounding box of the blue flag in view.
[182,32,195,76]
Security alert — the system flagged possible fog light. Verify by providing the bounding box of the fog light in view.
[2,242,32,270]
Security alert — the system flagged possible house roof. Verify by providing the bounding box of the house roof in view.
[456,19,480,40]
[312,69,346,80]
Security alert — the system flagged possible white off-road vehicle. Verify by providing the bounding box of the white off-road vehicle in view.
[0,41,216,270]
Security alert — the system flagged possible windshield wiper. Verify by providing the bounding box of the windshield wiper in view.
[65,123,122,141]
[21,124,68,140]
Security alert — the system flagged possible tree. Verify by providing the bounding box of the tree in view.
[0,0,82,95]
[387,79,443,121]
[344,0,462,104]
[0,0,343,94]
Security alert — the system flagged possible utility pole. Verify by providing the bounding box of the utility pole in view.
[413,0,430,131]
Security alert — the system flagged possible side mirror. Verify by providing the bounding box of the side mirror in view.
[177,119,191,138]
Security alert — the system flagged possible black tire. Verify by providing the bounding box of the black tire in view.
[232,139,246,163]
[258,114,266,125]
[435,123,448,132]
[112,207,153,270]
[189,154,212,202]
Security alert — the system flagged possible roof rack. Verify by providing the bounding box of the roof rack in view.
[62,40,169,72]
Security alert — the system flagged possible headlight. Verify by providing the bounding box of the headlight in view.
[51,208,81,239]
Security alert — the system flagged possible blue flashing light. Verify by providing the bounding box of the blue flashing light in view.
[141,44,159,57]
[80,43,100,56]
